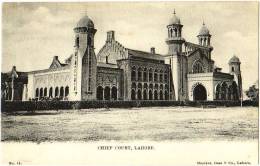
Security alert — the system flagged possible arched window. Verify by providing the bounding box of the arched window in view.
[137,89,142,100]
[232,81,238,100]
[132,82,136,89]
[154,90,158,100]
[174,28,177,37]
[44,88,47,97]
[49,87,53,98]
[75,36,79,47]
[164,91,169,100]
[192,60,204,73]
[60,87,64,98]
[164,73,168,83]
[149,84,153,89]
[35,88,39,98]
[55,87,59,97]
[215,84,221,100]
[131,66,136,81]
[104,86,110,100]
[138,83,142,89]
[138,67,142,81]
[111,86,117,100]
[159,70,163,82]
[143,90,147,100]
[221,82,228,100]
[65,86,69,97]
[154,69,158,82]
[131,89,136,100]
[40,88,43,98]
[149,90,153,100]
[144,83,148,89]
[143,68,147,82]
[87,36,92,46]
[231,66,234,72]
[149,68,153,82]
[170,28,173,38]
[160,90,163,100]
[96,86,103,100]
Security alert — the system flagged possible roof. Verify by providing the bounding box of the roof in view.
[75,15,94,28]
[169,11,181,25]
[2,66,28,82]
[49,56,69,69]
[198,23,210,36]
[97,62,119,69]
[128,49,164,61]
[229,55,240,64]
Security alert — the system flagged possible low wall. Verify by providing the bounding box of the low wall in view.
[1,100,257,112]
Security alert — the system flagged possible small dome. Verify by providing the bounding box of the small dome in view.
[75,15,94,28]
[199,23,210,36]
[229,55,240,64]
[169,10,181,25]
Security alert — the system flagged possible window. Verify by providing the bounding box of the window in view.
[192,61,204,73]
[131,66,136,81]
[138,68,142,81]
[143,68,147,82]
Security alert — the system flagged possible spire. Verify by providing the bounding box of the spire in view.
[173,9,176,15]
[202,20,205,26]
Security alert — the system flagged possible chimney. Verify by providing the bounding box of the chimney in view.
[53,56,58,61]
[107,31,115,42]
[151,47,155,54]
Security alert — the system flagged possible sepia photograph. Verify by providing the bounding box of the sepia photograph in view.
[1,1,258,165]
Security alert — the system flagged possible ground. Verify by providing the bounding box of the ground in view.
[1,106,258,142]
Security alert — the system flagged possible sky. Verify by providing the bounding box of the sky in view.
[2,2,258,90]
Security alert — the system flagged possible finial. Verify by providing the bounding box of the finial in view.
[173,9,176,15]
[202,20,205,26]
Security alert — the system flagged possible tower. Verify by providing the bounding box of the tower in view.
[165,10,187,101]
[229,55,242,100]
[71,15,97,100]
[166,10,185,54]
[197,22,211,47]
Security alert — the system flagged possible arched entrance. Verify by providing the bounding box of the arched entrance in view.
[143,90,147,100]
[111,86,117,100]
[131,89,136,100]
[149,90,153,100]
[193,84,207,101]
[137,89,142,100]
[104,86,110,100]
[96,86,103,100]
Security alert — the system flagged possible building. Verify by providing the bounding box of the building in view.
[1,11,242,101]
[1,66,28,101]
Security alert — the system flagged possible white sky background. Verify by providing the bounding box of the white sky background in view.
[2,2,258,90]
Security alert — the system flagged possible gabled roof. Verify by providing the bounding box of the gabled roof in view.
[187,48,214,63]
[49,56,68,69]
[128,49,164,61]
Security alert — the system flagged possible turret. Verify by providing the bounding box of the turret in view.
[197,22,211,47]
[229,55,242,100]
[166,10,185,55]
[71,15,97,100]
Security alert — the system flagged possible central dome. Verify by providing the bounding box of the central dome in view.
[75,15,94,28]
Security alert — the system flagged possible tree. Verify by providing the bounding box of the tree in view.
[246,84,259,101]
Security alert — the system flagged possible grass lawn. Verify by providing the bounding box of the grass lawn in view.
[1,106,258,142]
